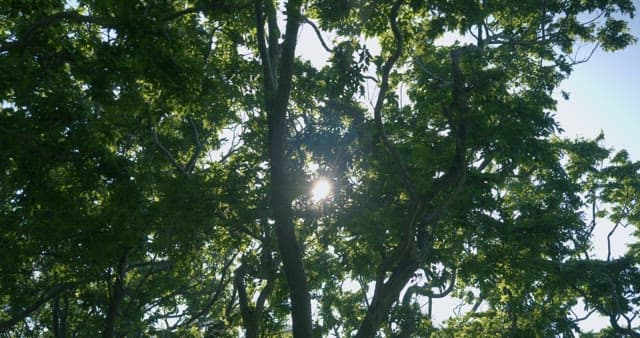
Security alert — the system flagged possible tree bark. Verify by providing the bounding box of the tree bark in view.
[355,3,419,335]
[52,295,68,338]
[355,252,418,338]
[103,252,128,338]
[254,0,312,336]
[235,261,274,338]
[0,283,74,331]
[235,265,258,338]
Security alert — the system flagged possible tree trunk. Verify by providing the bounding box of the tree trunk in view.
[355,256,418,338]
[268,72,313,338]
[103,252,128,338]
[52,295,67,338]
[254,0,312,336]
[236,264,258,338]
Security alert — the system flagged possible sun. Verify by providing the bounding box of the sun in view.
[311,178,332,202]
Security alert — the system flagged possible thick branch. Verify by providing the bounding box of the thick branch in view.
[103,251,129,338]
[234,259,275,338]
[254,1,277,94]
[235,264,256,338]
[356,256,418,338]
[609,315,640,337]
[417,47,471,224]
[265,1,281,80]
[0,283,76,331]
[0,11,113,51]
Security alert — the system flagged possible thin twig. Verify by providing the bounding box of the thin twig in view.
[415,58,452,87]
[572,308,596,322]
[185,118,203,173]
[177,251,238,329]
[152,128,187,175]
[569,42,600,66]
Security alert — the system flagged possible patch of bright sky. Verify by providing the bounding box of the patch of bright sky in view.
[555,6,640,263]
[311,178,332,202]
[555,18,640,163]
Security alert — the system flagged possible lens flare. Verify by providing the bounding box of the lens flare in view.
[311,178,331,202]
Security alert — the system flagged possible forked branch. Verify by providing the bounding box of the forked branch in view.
[0,283,76,330]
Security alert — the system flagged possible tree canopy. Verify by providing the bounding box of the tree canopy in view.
[1,0,640,337]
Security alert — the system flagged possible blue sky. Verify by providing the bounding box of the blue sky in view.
[556,11,640,161]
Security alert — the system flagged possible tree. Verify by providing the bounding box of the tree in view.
[1,0,639,337]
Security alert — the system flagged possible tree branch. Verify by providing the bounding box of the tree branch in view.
[402,268,456,303]
[234,254,274,338]
[372,0,415,199]
[178,252,237,329]
[254,0,277,94]
[417,47,471,222]
[265,1,281,82]
[415,58,452,88]
[185,118,204,174]
[103,250,129,338]
[571,308,596,322]
[152,128,187,175]
[0,11,115,52]
[0,283,76,331]
[303,17,333,53]
[609,314,640,337]
[160,1,251,22]
[256,1,312,337]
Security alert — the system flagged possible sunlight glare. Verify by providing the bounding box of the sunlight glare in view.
[311,178,332,202]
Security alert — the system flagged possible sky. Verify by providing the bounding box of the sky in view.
[556,13,640,163]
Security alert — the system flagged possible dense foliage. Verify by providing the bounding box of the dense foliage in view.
[1,0,639,337]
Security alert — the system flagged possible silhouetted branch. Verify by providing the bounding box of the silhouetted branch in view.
[254,0,277,93]
[372,0,415,199]
[153,128,187,175]
[185,118,203,174]
[178,252,237,328]
[0,11,114,51]
[303,17,333,53]
[0,283,76,331]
